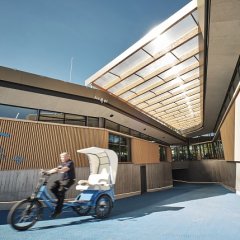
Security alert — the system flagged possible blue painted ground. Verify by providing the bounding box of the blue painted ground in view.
[1,182,240,240]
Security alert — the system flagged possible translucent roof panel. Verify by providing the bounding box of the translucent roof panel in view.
[191,10,199,23]
[94,72,119,87]
[85,1,203,134]
[172,36,199,58]
[131,76,164,94]
[143,14,197,56]
[108,75,143,94]
[110,49,153,77]
[136,53,177,79]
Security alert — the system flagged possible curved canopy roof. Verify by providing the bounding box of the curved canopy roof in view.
[85,0,203,134]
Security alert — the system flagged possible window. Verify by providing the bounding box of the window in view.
[87,117,99,127]
[105,120,119,131]
[119,125,130,135]
[109,133,131,162]
[65,114,86,126]
[130,129,141,138]
[39,110,64,124]
[160,146,167,161]
[0,104,38,120]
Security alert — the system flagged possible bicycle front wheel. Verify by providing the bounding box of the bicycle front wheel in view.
[7,199,42,231]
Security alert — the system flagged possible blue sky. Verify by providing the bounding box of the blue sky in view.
[0,0,190,86]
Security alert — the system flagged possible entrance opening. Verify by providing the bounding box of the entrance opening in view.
[140,165,147,194]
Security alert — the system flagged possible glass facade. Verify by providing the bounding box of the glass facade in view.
[0,104,226,162]
[0,104,38,120]
[0,103,166,145]
[39,110,64,124]
[108,133,131,162]
[160,146,167,161]
[0,104,98,128]
[171,140,224,161]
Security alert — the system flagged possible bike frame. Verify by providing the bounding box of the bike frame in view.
[32,175,115,213]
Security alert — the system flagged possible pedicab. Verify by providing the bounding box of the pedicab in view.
[7,147,118,231]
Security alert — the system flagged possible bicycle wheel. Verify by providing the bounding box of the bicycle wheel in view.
[72,205,91,216]
[7,199,42,231]
[94,195,112,219]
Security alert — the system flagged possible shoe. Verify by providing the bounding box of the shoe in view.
[51,210,61,218]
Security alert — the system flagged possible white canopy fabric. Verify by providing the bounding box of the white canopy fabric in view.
[77,147,118,184]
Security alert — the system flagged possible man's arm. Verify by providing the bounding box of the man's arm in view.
[47,166,70,174]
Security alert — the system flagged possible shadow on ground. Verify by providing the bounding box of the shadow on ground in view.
[1,182,231,230]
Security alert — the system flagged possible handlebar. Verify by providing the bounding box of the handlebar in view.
[40,170,51,176]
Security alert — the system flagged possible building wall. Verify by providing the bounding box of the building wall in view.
[235,92,240,161]
[173,160,236,191]
[0,118,173,201]
[147,162,173,191]
[235,92,240,194]
[166,146,172,162]
[0,163,173,202]
[220,102,235,161]
[0,118,108,170]
[131,138,159,164]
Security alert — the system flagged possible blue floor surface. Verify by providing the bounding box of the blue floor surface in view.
[1,182,240,240]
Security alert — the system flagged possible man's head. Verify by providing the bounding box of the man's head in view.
[60,152,70,162]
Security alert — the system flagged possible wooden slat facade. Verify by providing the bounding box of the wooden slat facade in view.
[0,118,108,170]
[166,147,172,162]
[131,138,160,164]
[220,103,235,161]
[0,118,174,201]
[146,163,173,191]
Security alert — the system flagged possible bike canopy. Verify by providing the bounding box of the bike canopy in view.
[77,147,118,184]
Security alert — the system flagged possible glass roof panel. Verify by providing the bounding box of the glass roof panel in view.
[144,103,162,112]
[136,53,177,78]
[191,10,199,23]
[155,103,177,112]
[87,2,202,133]
[119,91,136,100]
[159,57,198,80]
[161,92,186,106]
[195,54,199,60]
[132,76,164,93]
[180,68,199,80]
[169,78,200,95]
[152,77,184,94]
[129,92,155,104]
[144,14,197,56]
[95,72,120,87]
[176,92,200,105]
[172,36,199,58]
[111,49,153,77]
[146,92,172,105]
[137,102,149,109]
[108,75,143,94]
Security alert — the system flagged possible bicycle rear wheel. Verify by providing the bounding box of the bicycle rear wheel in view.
[7,199,42,231]
[72,205,91,216]
[94,195,112,219]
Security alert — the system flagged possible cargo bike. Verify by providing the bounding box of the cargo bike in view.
[7,147,118,231]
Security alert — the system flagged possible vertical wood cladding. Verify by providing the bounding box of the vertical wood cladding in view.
[131,138,160,164]
[0,119,108,170]
[220,103,235,161]
[166,146,172,161]
[146,163,173,190]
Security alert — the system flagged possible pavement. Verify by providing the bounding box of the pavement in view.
[1,182,240,240]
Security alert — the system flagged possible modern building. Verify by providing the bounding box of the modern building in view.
[0,0,239,201]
